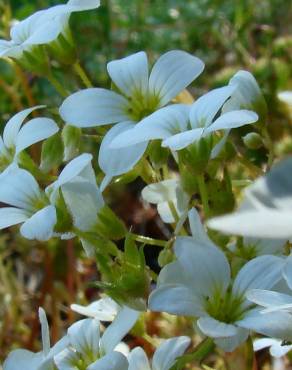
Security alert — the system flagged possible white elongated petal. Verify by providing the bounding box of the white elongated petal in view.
[100,306,139,353]
[107,51,149,97]
[3,349,43,370]
[237,310,292,342]
[60,88,129,127]
[157,261,190,286]
[270,342,292,357]
[278,91,292,106]
[149,284,204,317]
[214,328,249,352]
[110,104,190,148]
[174,237,231,297]
[142,179,179,204]
[247,289,292,311]
[149,51,204,106]
[128,347,150,370]
[210,129,230,159]
[162,128,204,151]
[20,205,57,241]
[87,351,128,370]
[0,166,41,210]
[39,308,50,356]
[3,106,45,148]
[206,110,258,133]
[152,336,191,370]
[71,297,120,320]
[68,318,100,358]
[48,335,70,359]
[0,207,29,229]
[54,348,80,370]
[208,210,292,238]
[283,254,292,290]
[189,86,235,128]
[197,316,238,338]
[67,0,100,10]
[15,117,59,155]
[61,180,103,232]
[253,338,279,351]
[99,121,147,178]
[233,255,284,297]
[188,208,215,247]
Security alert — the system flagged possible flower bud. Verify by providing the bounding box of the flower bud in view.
[243,132,263,150]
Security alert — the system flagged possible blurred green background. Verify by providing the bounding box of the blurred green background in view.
[0,0,292,367]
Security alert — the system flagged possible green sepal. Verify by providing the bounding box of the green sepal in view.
[61,125,81,161]
[148,140,169,169]
[95,205,127,240]
[40,133,64,173]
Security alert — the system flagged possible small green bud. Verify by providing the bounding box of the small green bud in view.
[243,132,263,150]
[40,133,64,173]
[62,125,81,161]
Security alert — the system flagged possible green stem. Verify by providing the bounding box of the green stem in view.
[173,338,215,370]
[197,174,210,218]
[73,61,93,88]
[47,74,68,97]
[131,233,168,247]
[262,126,274,170]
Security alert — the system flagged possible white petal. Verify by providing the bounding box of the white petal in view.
[188,208,215,247]
[60,88,129,127]
[107,52,149,97]
[208,210,292,239]
[15,117,59,155]
[174,237,231,297]
[100,306,139,353]
[189,86,235,128]
[128,347,151,370]
[61,179,104,232]
[152,336,191,370]
[237,310,292,342]
[233,255,284,297]
[3,106,45,148]
[54,348,80,370]
[197,316,238,338]
[20,205,57,241]
[210,129,230,159]
[206,110,258,133]
[270,342,292,357]
[98,121,147,177]
[0,166,41,210]
[247,289,292,311]
[110,104,190,148]
[68,318,100,358]
[39,308,50,356]
[253,338,279,351]
[162,128,204,151]
[0,207,29,229]
[214,328,249,352]
[142,179,179,204]
[283,254,292,290]
[278,91,292,106]
[71,297,120,320]
[3,349,43,370]
[66,0,100,10]
[149,51,204,106]
[87,351,128,370]
[148,284,204,317]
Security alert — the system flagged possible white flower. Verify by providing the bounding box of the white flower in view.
[278,91,292,107]
[208,157,292,239]
[141,178,189,225]
[59,50,204,189]
[128,336,190,370]
[55,306,139,370]
[149,208,286,352]
[3,308,69,370]
[71,296,120,321]
[0,0,100,59]
[254,338,292,358]
[0,106,59,171]
[0,165,57,241]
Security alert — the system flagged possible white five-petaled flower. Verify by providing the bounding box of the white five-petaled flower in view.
[128,336,190,370]
[0,165,57,241]
[149,208,287,352]
[0,106,59,171]
[59,50,205,189]
[54,305,139,370]
[0,0,100,59]
[3,308,69,370]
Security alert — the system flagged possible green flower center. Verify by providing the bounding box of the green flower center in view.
[126,89,160,122]
[204,287,246,324]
